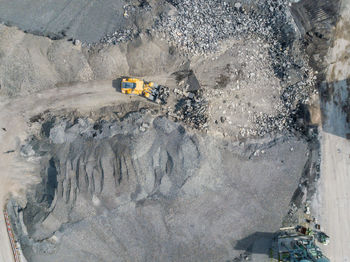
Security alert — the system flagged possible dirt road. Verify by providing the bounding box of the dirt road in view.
[0,214,15,262]
[316,0,350,261]
[0,80,144,262]
[319,134,350,261]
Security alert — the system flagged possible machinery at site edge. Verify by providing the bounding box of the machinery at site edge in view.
[274,226,330,262]
[121,77,169,104]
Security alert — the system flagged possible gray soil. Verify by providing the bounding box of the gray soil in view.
[0,0,159,43]
[0,0,341,261]
[9,110,309,262]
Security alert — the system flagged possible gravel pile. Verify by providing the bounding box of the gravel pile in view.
[100,29,135,44]
[166,70,208,130]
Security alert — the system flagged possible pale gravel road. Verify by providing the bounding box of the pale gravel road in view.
[319,134,350,262]
[316,0,350,261]
[0,214,15,262]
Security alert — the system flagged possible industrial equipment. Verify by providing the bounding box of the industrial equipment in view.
[317,232,330,245]
[121,77,169,104]
[276,227,330,262]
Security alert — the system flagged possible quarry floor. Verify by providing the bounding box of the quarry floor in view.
[0,0,347,261]
[0,16,307,260]
[0,78,307,262]
[0,80,144,262]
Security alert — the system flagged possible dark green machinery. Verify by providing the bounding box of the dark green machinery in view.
[277,231,330,262]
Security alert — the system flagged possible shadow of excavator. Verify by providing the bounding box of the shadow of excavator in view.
[234,231,276,255]
[112,77,124,93]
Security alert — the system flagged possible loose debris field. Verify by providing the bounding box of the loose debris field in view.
[0,0,339,261]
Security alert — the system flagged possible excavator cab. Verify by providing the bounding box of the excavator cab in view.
[121,81,136,92]
[121,78,144,95]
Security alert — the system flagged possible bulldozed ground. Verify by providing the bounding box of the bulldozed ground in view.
[0,0,344,261]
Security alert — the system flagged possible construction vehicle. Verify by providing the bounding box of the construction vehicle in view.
[121,77,169,104]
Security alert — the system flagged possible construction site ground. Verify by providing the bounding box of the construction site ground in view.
[0,0,348,261]
[0,78,309,262]
[0,81,144,262]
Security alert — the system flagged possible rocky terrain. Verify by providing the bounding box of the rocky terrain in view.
[0,0,343,261]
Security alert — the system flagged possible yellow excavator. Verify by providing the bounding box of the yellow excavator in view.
[121,77,168,104]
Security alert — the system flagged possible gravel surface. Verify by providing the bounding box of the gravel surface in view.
[0,0,129,43]
[0,0,340,261]
[8,111,309,262]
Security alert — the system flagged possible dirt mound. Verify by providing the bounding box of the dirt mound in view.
[0,25,185,96]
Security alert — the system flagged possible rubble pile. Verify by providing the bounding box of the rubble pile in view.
[235,69,316,138]
[187,36,316,138]
[249,51,317,137]
[157,0,292,54]
[154,85,170,105]
[166,70,208,130]
[100,29,135,44]
[155,0,317,137]
[252,80,317,137]
[172,92,208,130]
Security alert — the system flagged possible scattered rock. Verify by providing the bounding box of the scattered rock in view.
[234,3,242,9]
[73,39,81,46]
